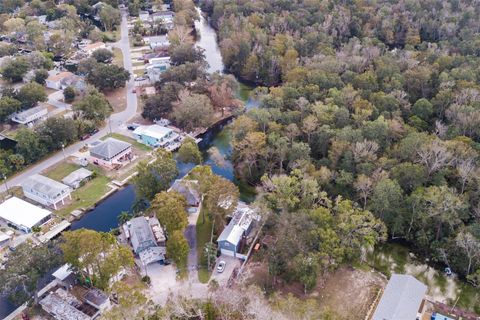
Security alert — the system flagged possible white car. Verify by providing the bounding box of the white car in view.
[217,261,226,273]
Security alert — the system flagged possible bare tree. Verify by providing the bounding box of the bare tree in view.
[354,174,374,209]
[457,158,476,194]
[456,231,480,276]
[352,140,379,163]
[416,139,453,177]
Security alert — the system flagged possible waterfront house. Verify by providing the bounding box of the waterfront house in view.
[89,138,133,169]
[169,179,201,207]
[217,202,260,259]
[372,274,427,320]
[11,103,48,126]
[62,168,93,189]
[123,216,166,266]
[133,124,178,148]
[22,174,72,209]
[0,197,51,233]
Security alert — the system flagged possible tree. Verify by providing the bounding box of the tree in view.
[0,241,62,304]
[133,149,178,200]
[15,128,46,163]
[63,86,76,103]
[293,253,319,294]
[370,178,405,236]
[172,91,214,131]
[36,117,78,150]
[87,64,130,91]
[17,82,47,109]
[117,211,132,225]
[455,230,480,276]
[177,137,202,164]
[1,57,29,82]
[0,96,21,122]
[150,191,188,235]
[92,48,114,63]
[204,242,217,270]
[73,89,112,123]
[34,69,49,85]
[99,4,121,31]
[354,174,373,209]
[61,229,134,290]
[167,230,189,268]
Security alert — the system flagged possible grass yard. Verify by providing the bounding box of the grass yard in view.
[102,133,152,152]
[112,47,124,67]
[196,208,214,283]
[44,162,79,181]
[134,69,145,77]
[55,175,112,218]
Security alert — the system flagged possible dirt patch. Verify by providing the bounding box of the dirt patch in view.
[243,262,386,319]
[105,87,127,113]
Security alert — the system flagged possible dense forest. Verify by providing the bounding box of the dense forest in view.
[200,0,480,288]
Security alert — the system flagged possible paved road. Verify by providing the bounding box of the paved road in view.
[0,12,137,192]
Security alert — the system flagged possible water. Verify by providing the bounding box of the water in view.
[0,296,15,319]
[70,185,136,232]
[194,7,224,74]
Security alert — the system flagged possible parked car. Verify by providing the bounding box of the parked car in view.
[217,260,226,273]
[127,123,140,130]
[80,134,91,141]
[132,88,136,93]
[135,77,146,81]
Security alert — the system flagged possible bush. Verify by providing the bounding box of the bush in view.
[141,275,151,285]
[64,86,76,103]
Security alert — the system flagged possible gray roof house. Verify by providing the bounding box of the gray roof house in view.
[22,174,72,209]
[62,168,93,189]
[89,138,133,169]
[11,104,48,126]
[169,179,201,207]
[217,202,260,259]
[123,216,166,265]
[372,274,427,320]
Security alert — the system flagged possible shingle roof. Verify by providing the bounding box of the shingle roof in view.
[170,179,200,206]
[90,138,131,161]
[128,217,157,253]
[372,274,427,320]
[47,71,74,82]
[22,174,70,198]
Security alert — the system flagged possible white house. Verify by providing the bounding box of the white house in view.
[22,174,72,209]
[45,71,74,90]
[145,56,170,82]
[139,10,150,22]
[62,168,93,189]
[0,197,51,233]
[144,35,170,50]
[12,103,48,126]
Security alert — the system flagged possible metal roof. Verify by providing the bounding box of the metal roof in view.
[22,174,71,198]
[90,138,131,161]
[0,196,51,229]
[133,124,172,140]
[127,217,157,253]
[372,274,427,320]
[62,168,93,186]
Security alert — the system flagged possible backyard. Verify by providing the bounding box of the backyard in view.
[196,207,214,283]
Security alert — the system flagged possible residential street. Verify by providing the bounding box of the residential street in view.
[0,11,137,193]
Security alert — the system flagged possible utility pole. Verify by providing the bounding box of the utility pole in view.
[61,143,66,161]
[3,174,9,196]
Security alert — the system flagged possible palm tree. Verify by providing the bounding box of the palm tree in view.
[117,211,131,225]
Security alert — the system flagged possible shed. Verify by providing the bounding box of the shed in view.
[372,274,427,320]
[62,168,93,189]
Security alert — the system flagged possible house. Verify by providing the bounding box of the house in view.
[40,288,100,320]
[169,179,201,207]
[52,264,76,289]
[144,35,170,50]
[22,174,72,209]
[143,86,156,96]
[133,124,178,148]
[89,138,133,169]
[372,274,427,320]
[62,168,93,189]
[11,104,48,126]
[0,197,51,233]
[123,216,166,265]
[145,56,170,82]
[217,202,260,259]
[139,10,150,21]
[45,71,74,90]
[37,15,47,24]
[83,42,106,55]
[84,288,110,311]
[150,11,175,29]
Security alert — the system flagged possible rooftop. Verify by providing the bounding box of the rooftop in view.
[40,290,91,320]
[217,202,259,245]
[62,168,93,185]
[0,197,51,229]
[133,124,173,140]
[90,138,131,161]
[169,179,201,207]
[13,104,48,120]
[47,71,74,82]
[22,174,71,198]
[127,216,158,254]
[84,288,109,307]
[52,263,73,281]
[372,274,427,320]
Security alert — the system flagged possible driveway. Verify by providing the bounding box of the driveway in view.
[210,255,241,287]
[0,12,137,193]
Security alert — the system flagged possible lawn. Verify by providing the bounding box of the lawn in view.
[112,47,124,67]
[55,175,112,218]
[44,162,79,181]
[196,208,214,283]
[102,133,152,152]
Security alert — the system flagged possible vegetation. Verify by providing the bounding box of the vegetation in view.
[150,191,188,235]
[177,137,203,164]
